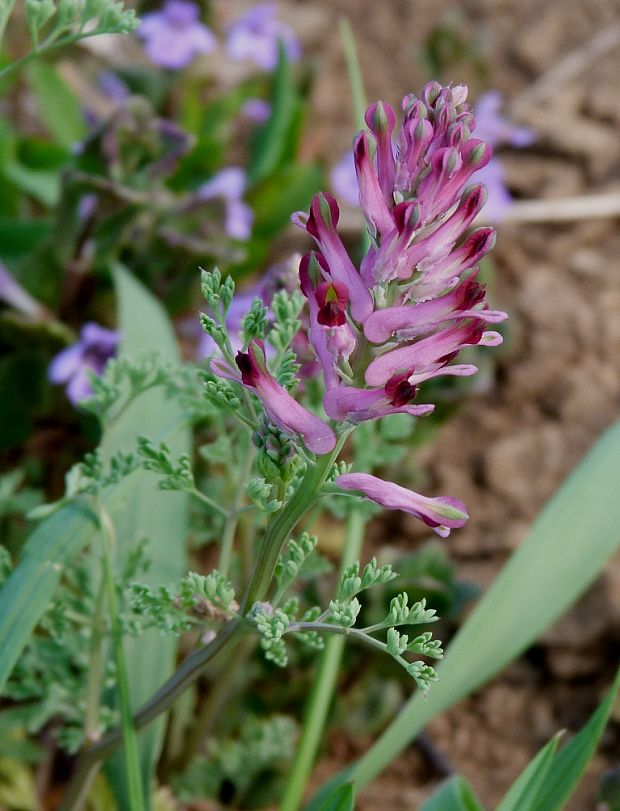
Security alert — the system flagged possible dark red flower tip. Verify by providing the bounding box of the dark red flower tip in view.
[463,227,496,260]
[235,350,259,386]
[316,280,349,327]
[459,279,486,308]
[385,372,418,406]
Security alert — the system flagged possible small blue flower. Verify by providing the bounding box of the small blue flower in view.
[198,167,254,241]
[49,323,119,405]
[139,0,216,69]
[227,2,300,71]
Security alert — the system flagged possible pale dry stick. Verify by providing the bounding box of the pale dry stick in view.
[486,191,620,224]
[509,20,620,119]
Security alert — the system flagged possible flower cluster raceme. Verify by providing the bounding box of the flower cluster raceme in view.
[211,82,508,536]
[295,82,507,425]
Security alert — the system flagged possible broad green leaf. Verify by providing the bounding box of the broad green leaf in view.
[248,43,298,183]
[0,503,97,694]
[496,733,561,811]
[0,218,52,260]
[529,666,620,811]
[420,776,485,811]
[26,62,86,149]
[308,419,620,806]
[103,264,189,807]
[316,783,355,811]
[4,162,59,206]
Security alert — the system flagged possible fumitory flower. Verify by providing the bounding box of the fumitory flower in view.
[211,82,506,534]
[226,2,300,71]
[336,473,468,538]
[49,322,119,405]
[138,0,216,69]
[212,340,335,455]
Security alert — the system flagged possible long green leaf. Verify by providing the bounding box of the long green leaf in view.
[308,419,620,806]
[420,776,485,811]
[248,43,297,183]
[103,264,189,808]
[529,666,620,811]
[26,62,86,149]
[316,784,355,811]
[496,733,561,811]
[0,503,97,694]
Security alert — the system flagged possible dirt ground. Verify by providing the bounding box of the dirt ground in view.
[282,0,620,807]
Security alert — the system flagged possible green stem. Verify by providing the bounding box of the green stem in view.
[60,438,349,810]
[83,577,107,743]
[241,433,351,612]
[59,620,242,811]
[279,509,366,811]
[97,501,146,811]
[338,18,367,129]
[219,434,254,577]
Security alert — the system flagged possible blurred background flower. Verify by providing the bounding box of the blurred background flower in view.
[48,324,119,405]
[139,0,216,69]
[226,2,301,70]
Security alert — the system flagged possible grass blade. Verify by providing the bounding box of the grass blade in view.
[420,776,485,811]
[308,419,620,806]
[496,733,561,811]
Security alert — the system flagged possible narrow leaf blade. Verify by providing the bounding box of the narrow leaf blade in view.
[496,733,561,811]
[529,667,620,811]
[309,419,620,805]
[420,776,485,811]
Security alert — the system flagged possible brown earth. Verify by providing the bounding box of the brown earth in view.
[282,0,620,807]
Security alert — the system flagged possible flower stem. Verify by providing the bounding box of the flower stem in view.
[241,433,351,612]
[219,433,254,578]
[279,509,366,811]
[83,577,106,744]
[60,438,349,810]
[97,500,146,811]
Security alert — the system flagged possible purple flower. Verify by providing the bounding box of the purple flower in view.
[242,98,272,123]
[212,340,335,455]
[49,323,119,405]
[336,473,468,537]
[473,91,535,149]
[138,0,216,69]
[198,167,254,240]
[330,151,359,207]
[472,90,536,222]
[0,262,47,320]
[226,2,300,71]
[98,71,130,103]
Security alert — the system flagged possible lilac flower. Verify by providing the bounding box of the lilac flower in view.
[98,71,130,103]
[330,151,359,207]
[472,90,536,221]
[212,340,335,455]
[473,91,535,149]
[138,0,216,70]
[226,2,300,71]
[0,262,47,320]
[198,167,254,240]
[242,98,271,123]
[49,323,119,405]
[336,473,468,538]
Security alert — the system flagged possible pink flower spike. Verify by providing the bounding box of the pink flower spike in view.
[234,340,336,455]
[336,472,468,537]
